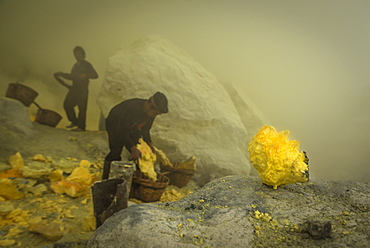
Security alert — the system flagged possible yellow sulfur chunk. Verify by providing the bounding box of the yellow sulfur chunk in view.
[159,185,194,202]
[50,181,88,198]
[79,160,93,167]
[248,125,309,189]
[66,167,95,187]
[48,170,64,183]
[177,156,196,170]
[8,152,24,169]
[156,149,172,167]
[31,154,47,162]
[136,138,157,181]
[0,179,24,200]
[254,210,272,222]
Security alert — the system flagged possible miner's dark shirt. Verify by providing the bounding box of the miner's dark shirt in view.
[62,60,98,89]
[106,98,154,150]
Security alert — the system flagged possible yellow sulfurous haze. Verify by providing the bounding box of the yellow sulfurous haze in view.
[0,0,369,182]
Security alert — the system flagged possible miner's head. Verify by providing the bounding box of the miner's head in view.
[144,92,168,118]
[73,46,85,61]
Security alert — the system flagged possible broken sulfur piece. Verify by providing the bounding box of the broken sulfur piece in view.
[248,125,309,189]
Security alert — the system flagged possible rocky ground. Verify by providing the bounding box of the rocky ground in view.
[0,119,106,247]
[0,114,196,247]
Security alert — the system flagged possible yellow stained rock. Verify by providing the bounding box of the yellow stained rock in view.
[0,169,23,179]
[8,152,24,169]
[50,181,88,198]
[48,170,64,182]
[0,179,24,200]
[0,239,16,246]
[28,221,64,241]
[79,160,92,167]
[81,215,96,232]
[136,138,157,181]
[20,165,52,179]
[248,125,309,189]
[28,216,43,224]
[0,209,29,228]
[31,154,47,162]
[4,227,22,238]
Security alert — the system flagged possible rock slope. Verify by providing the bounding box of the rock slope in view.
[87,175,370,248]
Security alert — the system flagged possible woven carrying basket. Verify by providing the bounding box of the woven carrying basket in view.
[6,83,38,107]
[35,109,62,127]
[130,171,169,202]
[161,165,195,188]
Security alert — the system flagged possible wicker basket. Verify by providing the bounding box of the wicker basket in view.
[6,83,38,107]
[130,171,169,202]
[35,109,62,127]
[161,165,195,188]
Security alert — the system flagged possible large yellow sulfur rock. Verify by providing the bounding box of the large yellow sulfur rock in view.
[66,167,95,187]
[136,138,157,181]
[248,125,309,189]
[49,164,98,197]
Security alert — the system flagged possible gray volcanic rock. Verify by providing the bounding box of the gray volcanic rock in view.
[0,97,33,135]
[87,176,370,248]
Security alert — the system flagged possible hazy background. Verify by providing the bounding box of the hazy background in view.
[0,0,369,182]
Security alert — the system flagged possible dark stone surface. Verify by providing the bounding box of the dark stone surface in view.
[87,175,370,248]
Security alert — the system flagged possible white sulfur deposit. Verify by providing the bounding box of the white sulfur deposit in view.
[97,35,268,179]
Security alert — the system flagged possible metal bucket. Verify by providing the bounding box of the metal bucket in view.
[109,161,135,197]
[5,83,38,107]
[35,109,62,127]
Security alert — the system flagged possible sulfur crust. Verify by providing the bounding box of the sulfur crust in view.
[248,125,309,189]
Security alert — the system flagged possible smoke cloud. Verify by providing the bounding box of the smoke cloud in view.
[0,0,369,182]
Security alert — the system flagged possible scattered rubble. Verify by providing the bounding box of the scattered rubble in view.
[0,151,196,247]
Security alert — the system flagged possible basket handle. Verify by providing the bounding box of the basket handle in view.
[161,171,171,175]
[32,101,43,110]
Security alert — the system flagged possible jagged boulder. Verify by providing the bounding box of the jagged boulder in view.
[87,176,370,248]
[0,97,33,135]
[97,35,254,182]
